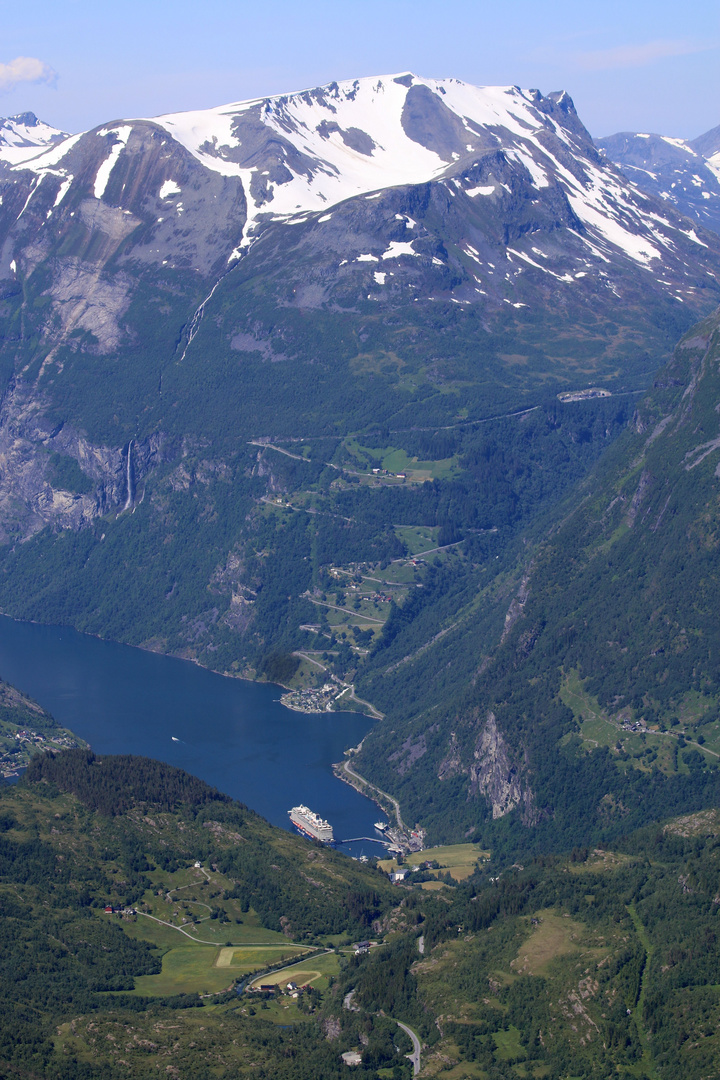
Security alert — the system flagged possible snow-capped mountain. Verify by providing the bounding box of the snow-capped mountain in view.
[597,126,720,235]
[0,112,68,166]
[14,73,718,275]
[0,73,719,547]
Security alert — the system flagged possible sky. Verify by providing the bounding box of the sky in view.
[0,0,718,140]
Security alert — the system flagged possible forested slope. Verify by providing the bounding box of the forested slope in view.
[356,307,720,849]
[3,756,720,1078]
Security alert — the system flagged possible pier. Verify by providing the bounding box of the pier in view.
[339,836,393,847]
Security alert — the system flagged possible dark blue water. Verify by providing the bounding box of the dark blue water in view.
[0,616,390,856]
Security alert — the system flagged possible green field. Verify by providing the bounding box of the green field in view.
[249,950,341,991]
[379,842,488,882]
[393,525,439,554]
[559,669,719,775]
[377,447,459,481]
[494,1026,526,1062]
[138,866,294,945]
[129,942,304,997]
[130,946,232,996]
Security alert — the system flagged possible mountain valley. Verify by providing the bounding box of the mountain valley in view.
[2,59,720,1080]
[0,71,719,857]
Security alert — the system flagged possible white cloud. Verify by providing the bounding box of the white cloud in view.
[0,56,57,93]
[573,39,715,72]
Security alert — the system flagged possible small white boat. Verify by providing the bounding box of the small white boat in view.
[171,737,180,742]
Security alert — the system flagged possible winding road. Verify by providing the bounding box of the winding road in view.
[136,911,307,949]
[396,1020,421,1076]
[339,756,408,833]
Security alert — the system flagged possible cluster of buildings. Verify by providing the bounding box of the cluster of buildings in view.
[0,727,84,778]
[281,683,340,714]
[14,729,46,743]
[250,979,308,999]
[371,466,405,479]
[621,718,647,733]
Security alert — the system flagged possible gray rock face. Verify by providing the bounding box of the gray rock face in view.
[0,374,179,541]
[597,128,720,235]
[468,712,535,822]
[400,84,469,159]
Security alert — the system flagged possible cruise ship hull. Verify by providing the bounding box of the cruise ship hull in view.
[290,817,332,843]
[288,804,334,843]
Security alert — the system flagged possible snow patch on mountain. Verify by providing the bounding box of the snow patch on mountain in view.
[466,184,496,197]
[382,241,418,259]
[93,127,132,200]
[159,179,181,198]
[13,132,82,174]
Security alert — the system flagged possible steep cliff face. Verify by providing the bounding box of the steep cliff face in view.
[434,712,536,823]
[468,712,536,822]
[0,375,180,540]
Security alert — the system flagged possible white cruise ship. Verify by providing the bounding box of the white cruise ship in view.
[288,805,334,843]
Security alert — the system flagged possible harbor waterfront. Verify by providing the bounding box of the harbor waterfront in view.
[0,616,389,858]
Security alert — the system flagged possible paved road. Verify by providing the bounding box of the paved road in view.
[306,596,385,623]
[340,758,407,832]
[396,1020,421,1075]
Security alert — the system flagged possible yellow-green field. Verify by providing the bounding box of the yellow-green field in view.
[559,669,719,775]
[249,950,340,991]
[129,942,306,997]
[436,1061,488,1080]
[511,911,588,976]
[379,843,488,882]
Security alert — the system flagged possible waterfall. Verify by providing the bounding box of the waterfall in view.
[123,440,134,510]
[178,277,224,363]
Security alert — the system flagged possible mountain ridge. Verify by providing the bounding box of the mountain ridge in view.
[597,122,720,235]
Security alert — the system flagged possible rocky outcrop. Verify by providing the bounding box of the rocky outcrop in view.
[0,375,179,540]
[389,732,429,777]
[468,711,536,822]
[437,731,464,781]
[501,564,533,643]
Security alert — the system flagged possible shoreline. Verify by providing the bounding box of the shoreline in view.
[0,611,380,718]
[0,611,392,831]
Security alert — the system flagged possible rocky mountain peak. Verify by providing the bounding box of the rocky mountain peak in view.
[0,112,69,166]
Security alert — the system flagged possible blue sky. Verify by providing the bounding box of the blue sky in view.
[1,0,718,138]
